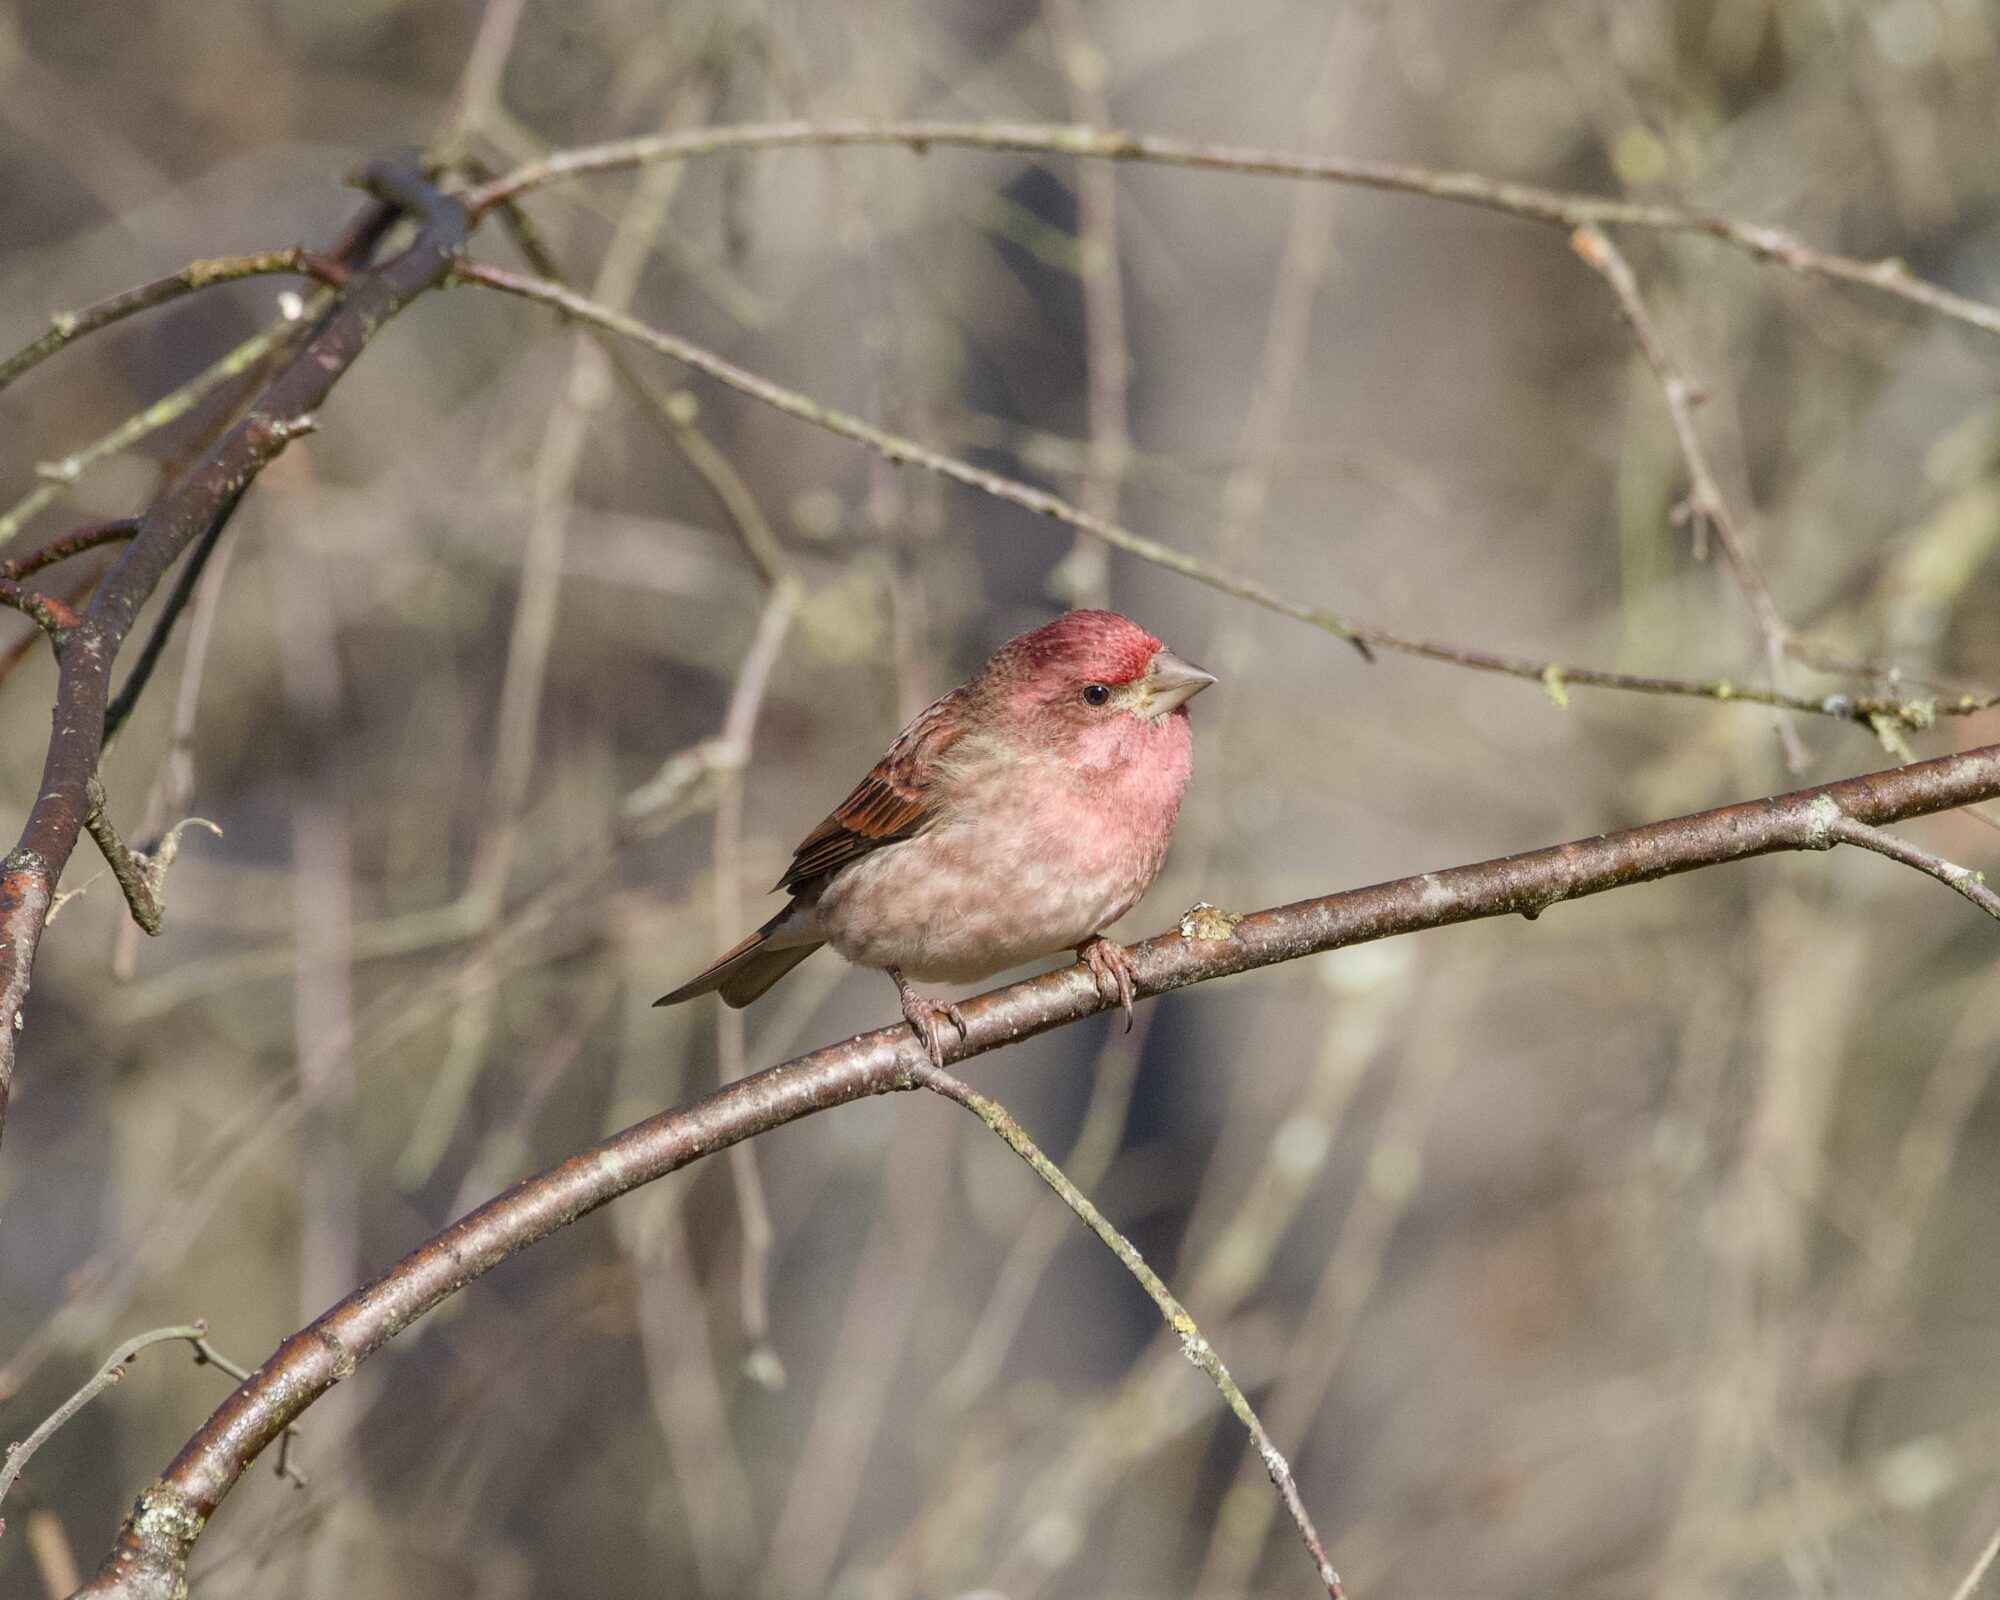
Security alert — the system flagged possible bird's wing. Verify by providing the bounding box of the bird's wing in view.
[778,687,968,891]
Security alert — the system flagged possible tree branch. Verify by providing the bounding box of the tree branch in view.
[0,579,80,640]
[0,320,300,555]
[1569,225,1809,768]
[919,1064,1343,1598]
[76,740,2000,1600]
[1824,814,2000,921]
[0,249,344,399]
[0,156,468,1150]
[459,120,2000,338]
[0,519,139,582]
[0,1325,208,1535]
[455,259,1995,732]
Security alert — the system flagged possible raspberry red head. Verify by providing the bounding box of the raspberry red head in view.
[980,609,1164,693]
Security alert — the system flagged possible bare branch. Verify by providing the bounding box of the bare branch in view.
[919,1063,1343,1598]
[0,580,80,640]
[75,739,2000,1600]
[1824,813,2000,921]
[1039,0,1129,609]
[460,120,2000,338]
[471,160,792,586]
[0,250,341,399]
[0,319,301,554]
[432,0,530,165]
[456,259,1995,732]
[76,783,219,938]
[1949,1520,2000,1600]
[80,781,163,936]
[0,1325,208,1533]
[0,520,139,581]
[0,156,468,1149]
[1570,225,1807,767]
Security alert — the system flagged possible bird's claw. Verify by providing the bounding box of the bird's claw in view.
[1077,935,1137,1032]
[899,988,968,1068]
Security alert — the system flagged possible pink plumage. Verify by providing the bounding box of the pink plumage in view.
[657,609,1216,1063]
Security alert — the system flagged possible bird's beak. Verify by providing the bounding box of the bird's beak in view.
[1137,648,1217,719]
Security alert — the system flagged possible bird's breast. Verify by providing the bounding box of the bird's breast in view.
[815,723,1191,984]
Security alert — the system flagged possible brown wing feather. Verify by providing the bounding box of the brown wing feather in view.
[777,687,968,891]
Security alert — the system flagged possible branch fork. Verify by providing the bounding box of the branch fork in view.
[77,785,219,937]
[1807,798,2000,921]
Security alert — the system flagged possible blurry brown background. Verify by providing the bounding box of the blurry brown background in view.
[3,0,2000,1596]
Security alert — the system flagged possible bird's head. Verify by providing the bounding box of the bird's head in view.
[980,610,1216,761]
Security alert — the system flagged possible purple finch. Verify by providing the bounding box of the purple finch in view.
[657,609,1215,1064]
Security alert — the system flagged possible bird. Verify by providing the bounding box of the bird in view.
[656,609,1216,1065]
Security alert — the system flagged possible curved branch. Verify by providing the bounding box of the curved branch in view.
[77,740,2000,1600]
[0,249,343,399]
[1826,814,2000,920]
[0,519,139,581]
[460,120,2000,338]
[0,1325,209,1532]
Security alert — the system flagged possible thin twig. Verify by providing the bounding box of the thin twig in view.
[0,250,341,399]
[473,155,791,585]
[1949,1519,2000,1600]
[0,318,302,553]
[180,1332,306,1486]
[104,477,272,742]
[1039,0,1129,609]
[936,1008,1154,1410]
[0,1324,208,1532]
[455,259,1993,732]
[0,520,139,581]
[76,786,219,939]
[650,390,790,585]
[432,0,530,166]
[999,930,1411,1600]
[710,578,800,1367]
[459,119,2000,339]
[1824,813,2000,921]
[1570,225,1807,768]
[917,1063,1344,1597]
[81,781,164,935]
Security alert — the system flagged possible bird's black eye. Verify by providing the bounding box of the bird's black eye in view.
[1082,683,1111,706]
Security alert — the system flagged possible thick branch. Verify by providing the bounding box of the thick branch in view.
[460,120,2000,338]
[77,741,2000,1600]
[0,158,468,1148]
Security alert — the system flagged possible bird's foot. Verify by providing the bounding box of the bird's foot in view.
[890,967,967,1067]
[1076,935,1137,1031]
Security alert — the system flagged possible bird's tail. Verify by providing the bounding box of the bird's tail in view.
[655,900,823,1009]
